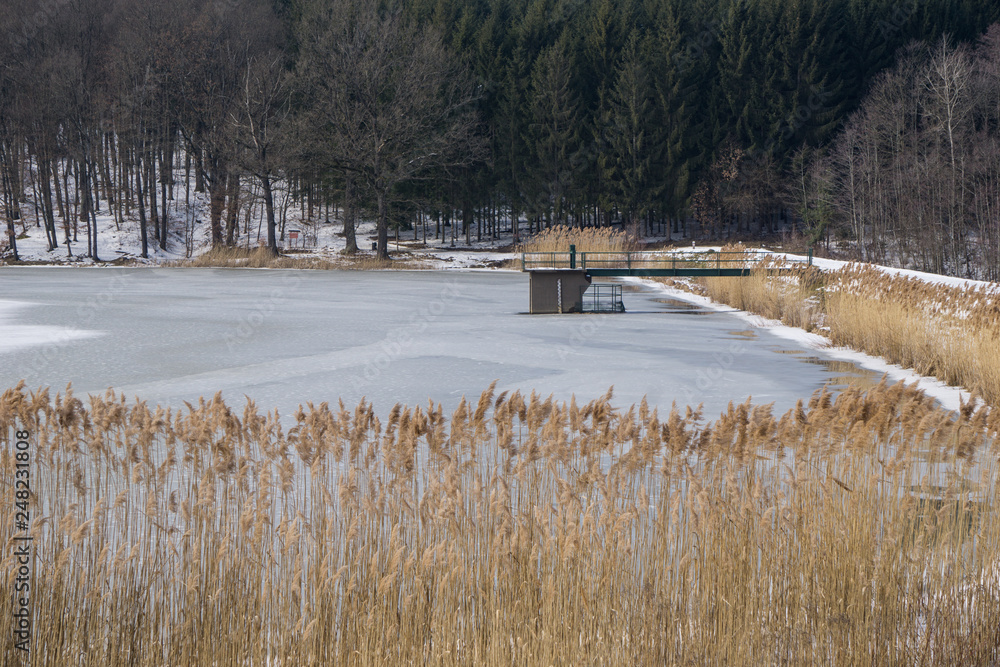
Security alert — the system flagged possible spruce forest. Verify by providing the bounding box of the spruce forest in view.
[2,0,1000,276]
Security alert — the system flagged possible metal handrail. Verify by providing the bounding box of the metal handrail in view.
[520,250,813,271]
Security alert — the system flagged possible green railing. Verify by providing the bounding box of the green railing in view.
[520,248,813,273]
[581,251,759,271]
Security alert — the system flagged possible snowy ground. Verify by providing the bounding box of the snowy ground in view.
[774,250,1000,291]
[0,174,530,270]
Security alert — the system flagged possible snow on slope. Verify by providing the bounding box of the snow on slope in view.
[1,171,521,268]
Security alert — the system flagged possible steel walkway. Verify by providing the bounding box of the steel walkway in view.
[520,247,813,277]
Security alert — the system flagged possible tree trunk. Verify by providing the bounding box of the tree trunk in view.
[3,214,16,261]
[195,147,205,193]
[376,188,389,259]
[39,158,58,251]
[88,164,100,262]
[1,154,17,260]
[52,160,71,256]
[159,149,168,250]
[463,197,473,245]
[148,155,159,244]
[209,158,226,247]
[101,133,115,217]
[225,174,240,246]
[262,174,278,254]
[343,176,358,254]
[135,152,149,259]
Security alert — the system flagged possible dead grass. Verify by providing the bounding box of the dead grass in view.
[513,225,642,270]
[667,247,1000,406]
[824,264,1000,405]
[173,246,432,270]
[693,245,825,331]
[517,225,637,255]
[2,380,999,664]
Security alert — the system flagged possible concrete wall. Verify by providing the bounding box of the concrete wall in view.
[528,269,592,314]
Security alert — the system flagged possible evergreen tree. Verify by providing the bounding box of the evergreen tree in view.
[604,34,661,228]
[527,34,582,226]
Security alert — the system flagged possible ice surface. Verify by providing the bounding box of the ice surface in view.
[0,268,881,419]
[0,298,102,356]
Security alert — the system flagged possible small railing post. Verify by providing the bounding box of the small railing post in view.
[521,253,525,271]
[808,247,813,266]
[570,244,576,269]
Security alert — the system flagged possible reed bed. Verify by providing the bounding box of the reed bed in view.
[516,225,637,255]
[174,247,430,270]
[2,380,1000,665]
[676,247,1000,406]
[516,226,691,271]
[695,255,825,331]
[824,264,1000,405]
[518,230,763,273]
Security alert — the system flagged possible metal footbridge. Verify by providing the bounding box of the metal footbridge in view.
[522,246,813,314]
[521,246,813,277]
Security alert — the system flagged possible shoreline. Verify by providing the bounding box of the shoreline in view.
[0,256,987,414]
[626,276,977,413]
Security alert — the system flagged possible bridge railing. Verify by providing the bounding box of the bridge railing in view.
[580,251,761,271]
[520,250,769,271]
[520,252,577,270]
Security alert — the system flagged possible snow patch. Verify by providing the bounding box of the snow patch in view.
[0,300,102,356]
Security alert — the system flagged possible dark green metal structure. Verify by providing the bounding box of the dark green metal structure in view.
[580,284,625,313]
[521,247,813,277]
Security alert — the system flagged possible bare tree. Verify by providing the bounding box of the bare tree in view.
[297,0,483,259]
[923,36,974,273]
[972,26,1000,278]
[229,53,291,254]
[0,31,21,260]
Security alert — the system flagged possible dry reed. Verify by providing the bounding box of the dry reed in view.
[174,247,431,270]
[672,247,1000,407]
[517,225,637,255]
[2,380,999,665]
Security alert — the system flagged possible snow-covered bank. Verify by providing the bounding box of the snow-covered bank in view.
[773,250,999,291]
[626,276,977,413]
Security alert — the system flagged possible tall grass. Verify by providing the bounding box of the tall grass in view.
[515,225,644,270]
[695,245,825,331]
[174,246,430,270]
[824,264,1000,404]
[517,225,637,254]
[2,380,999,664]
[678,247,1000,406]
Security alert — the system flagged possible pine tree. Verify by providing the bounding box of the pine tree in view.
[527,34,582,226]
[604,34,661,228]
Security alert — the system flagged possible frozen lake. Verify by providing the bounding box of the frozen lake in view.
[0,268,878,419]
